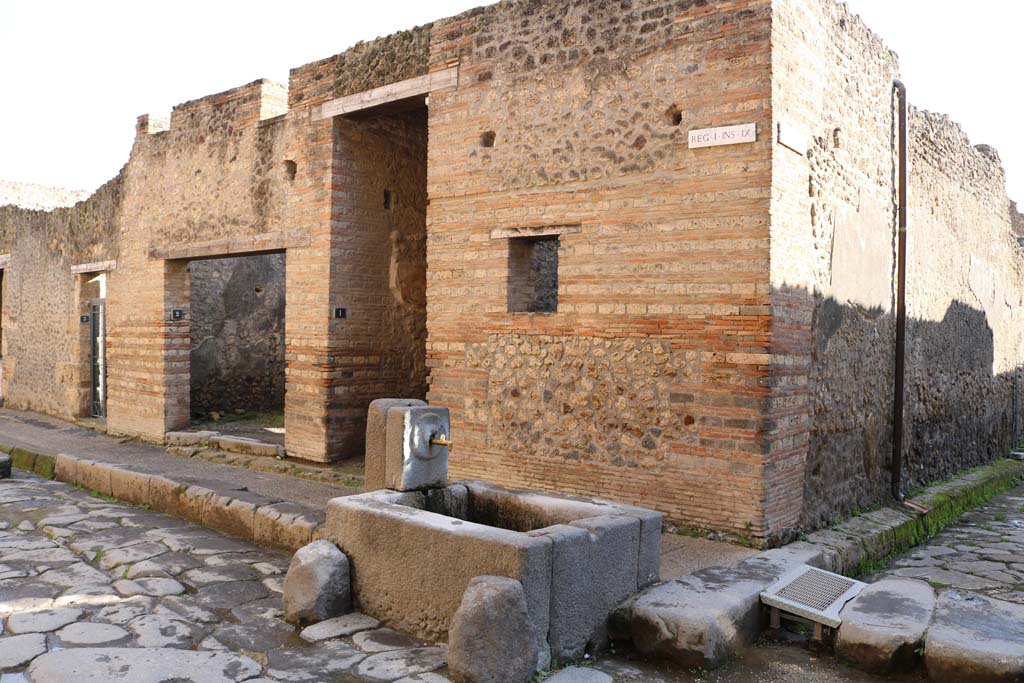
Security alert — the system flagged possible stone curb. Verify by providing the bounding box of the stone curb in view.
[784,458,1024,577]
[614,457,1024,670]
[0,443,325,553]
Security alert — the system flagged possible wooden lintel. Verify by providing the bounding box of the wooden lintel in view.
[71,259,117,274]
[317,67,459,120]
[148,232,310,261]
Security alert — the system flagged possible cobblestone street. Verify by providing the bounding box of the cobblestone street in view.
[0,472,448,682]
[873,482,1024,603]
[0,469,941,683]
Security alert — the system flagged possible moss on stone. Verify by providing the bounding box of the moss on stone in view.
[9,447,37,472]
[33,454,56,480]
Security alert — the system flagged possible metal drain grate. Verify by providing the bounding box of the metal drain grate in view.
[761,565,866,628]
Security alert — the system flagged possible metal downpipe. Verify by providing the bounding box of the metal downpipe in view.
[891,80,908,502]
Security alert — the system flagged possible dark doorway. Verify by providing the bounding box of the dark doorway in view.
[90,301,106,418]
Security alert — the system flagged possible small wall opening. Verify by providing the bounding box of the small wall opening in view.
[508,236,559,313]
[481,131,496,148]
[189,252,286,442]
[284,160,297,181]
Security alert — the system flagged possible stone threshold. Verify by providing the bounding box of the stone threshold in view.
[164,431,365,490]
[1,444,327,554]
[615,456,1024,669]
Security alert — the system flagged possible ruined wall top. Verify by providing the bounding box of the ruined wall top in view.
[0,180,90,212]
[137,79,287,139]
[288,24,434,108]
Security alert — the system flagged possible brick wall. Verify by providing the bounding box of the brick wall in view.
[426,0,775,536]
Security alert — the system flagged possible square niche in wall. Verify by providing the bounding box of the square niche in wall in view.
[508,235,559,313]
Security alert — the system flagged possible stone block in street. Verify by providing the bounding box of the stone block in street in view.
[447,576,538,683]
[835,577,935,672]
[925,590,1024,683]
[283,539,351,624]
[626,547,820,668]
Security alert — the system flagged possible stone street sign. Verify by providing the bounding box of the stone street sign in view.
[688,123,757,149]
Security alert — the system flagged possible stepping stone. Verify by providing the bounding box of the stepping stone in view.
[353,628,422,653]
[128,614,195,648]
[6,606,83,634]
[27,647,262,682]
[355,647,448,682]
[0,632,47,669]
[625,548,819,668]
[836,578,935,673]
[925,591,1024,682]
[544,668,613,683]
[55,621,132,647]
[300,613,381,642]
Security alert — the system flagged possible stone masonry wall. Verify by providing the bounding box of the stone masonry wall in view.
[189,254,286,415]
[770,0,1024,534]
[902,112,1024,489]
[427,0,776,535]
[0,174,123,418]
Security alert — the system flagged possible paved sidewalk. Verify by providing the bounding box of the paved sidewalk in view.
[872,481,1024,602]
[0,408,358,508]
[0,471,448,681]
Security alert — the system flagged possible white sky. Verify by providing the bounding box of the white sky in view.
[0,0,1021,204]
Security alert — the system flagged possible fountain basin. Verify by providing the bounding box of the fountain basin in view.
[324,480,661,662]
